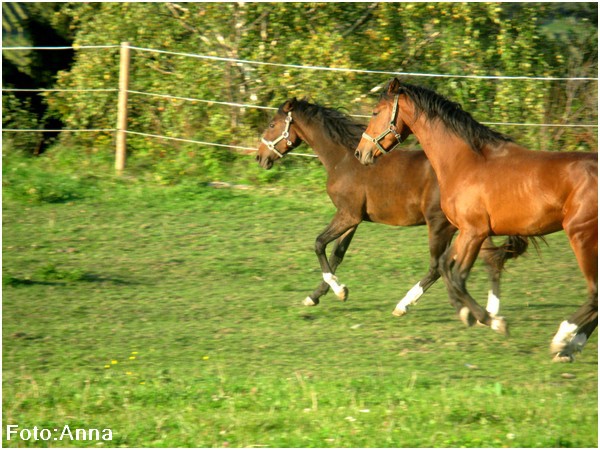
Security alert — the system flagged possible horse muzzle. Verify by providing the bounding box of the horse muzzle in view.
[255,153,274,170]
[354,145,375,166]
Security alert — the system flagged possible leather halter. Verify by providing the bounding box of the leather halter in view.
[361,93,403,154]
[261,111,294,158]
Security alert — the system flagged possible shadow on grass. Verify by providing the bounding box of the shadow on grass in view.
[3,273,136,287]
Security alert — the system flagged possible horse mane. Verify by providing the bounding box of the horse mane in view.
[279,98,366,150]
[385,81,513,153]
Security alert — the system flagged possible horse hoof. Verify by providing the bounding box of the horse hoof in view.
[392,307,407,317]
[549,341,565,356]
[459,307,476,327]
[552,353,575,363]
[491,316,509,337]
[303,296,319,307]
[336,285,348,302]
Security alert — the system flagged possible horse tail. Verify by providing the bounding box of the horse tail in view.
[480,236,546,272]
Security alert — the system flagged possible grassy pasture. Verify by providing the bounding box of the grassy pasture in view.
[2,173,598,447]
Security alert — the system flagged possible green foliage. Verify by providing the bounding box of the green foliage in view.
[35,2,595,183]
[2,93,42,155]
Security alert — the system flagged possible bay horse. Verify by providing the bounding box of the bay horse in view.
[355,78,598,362]
[256,97,531,318]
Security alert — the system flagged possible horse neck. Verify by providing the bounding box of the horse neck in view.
[398,98,480,182]
[293,117,352,172]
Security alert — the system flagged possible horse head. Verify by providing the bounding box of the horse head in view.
[355,78,413,165]
[256,98,304,169]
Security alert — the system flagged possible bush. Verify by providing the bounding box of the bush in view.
[2,152,98,204]
[2,93,43,155]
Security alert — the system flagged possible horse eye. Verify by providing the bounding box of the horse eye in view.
[372,111,379,117]
[269,123,275,128]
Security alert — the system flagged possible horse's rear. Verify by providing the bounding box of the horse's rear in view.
[488,146,598,362]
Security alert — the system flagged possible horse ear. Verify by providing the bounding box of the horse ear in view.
[387,78,401,94]
[283,98,297,113]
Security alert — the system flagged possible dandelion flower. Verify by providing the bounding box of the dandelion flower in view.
[111,360,118,365]
[202,356,209,360]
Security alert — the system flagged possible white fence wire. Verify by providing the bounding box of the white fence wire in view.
[2,44,598,157]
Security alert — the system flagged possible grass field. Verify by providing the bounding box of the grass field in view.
[2,165,598,447]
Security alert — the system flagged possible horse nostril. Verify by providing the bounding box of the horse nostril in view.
[255,155,260,162]
[354,150,360,159]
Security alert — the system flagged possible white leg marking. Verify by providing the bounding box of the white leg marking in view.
[459,307,475,327]
[551,321,580,356]
[486,290,500,316]
[323,273,346,299]
[394,282,424,315]
[552,321,578,348]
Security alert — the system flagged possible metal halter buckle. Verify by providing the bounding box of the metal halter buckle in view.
[361,93,402,154]
[261,112,294,158]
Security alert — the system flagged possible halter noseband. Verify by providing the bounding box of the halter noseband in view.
[362,93,403,154]
[261,111,294,158]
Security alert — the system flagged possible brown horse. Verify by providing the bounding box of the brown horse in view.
[256,97,530,317]
[355,78,598,362]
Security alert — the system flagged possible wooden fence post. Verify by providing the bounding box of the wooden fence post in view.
[115,42,130,171]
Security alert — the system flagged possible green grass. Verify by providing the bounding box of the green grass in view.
[2,166,597,447]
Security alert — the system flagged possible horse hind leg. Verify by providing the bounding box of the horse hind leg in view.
[551,292,598,362]
[551,219,597,362]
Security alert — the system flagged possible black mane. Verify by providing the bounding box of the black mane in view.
[385,81,513,153]
[279,98,366,150]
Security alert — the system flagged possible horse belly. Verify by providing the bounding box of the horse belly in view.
[366,200,425,226]
[365,180,428,226]
[488,200,564,236]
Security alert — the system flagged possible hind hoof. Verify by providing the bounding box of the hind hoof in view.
[303,296,319,307]
[552,353,575,363]
[459,307,476,327]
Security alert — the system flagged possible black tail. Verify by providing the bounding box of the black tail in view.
[480,236,546,272]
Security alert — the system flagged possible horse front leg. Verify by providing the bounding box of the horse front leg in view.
[479,235,530,317]
[393,217,456,316]
[479,237,502,316]
[302,213,358,306]
[441,230,509,335]
[303,226,357,306]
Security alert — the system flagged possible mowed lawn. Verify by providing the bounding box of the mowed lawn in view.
[3,180,597,447]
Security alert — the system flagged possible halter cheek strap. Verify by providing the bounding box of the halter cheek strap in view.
[362,93,403,154]
[261,112,294,158]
